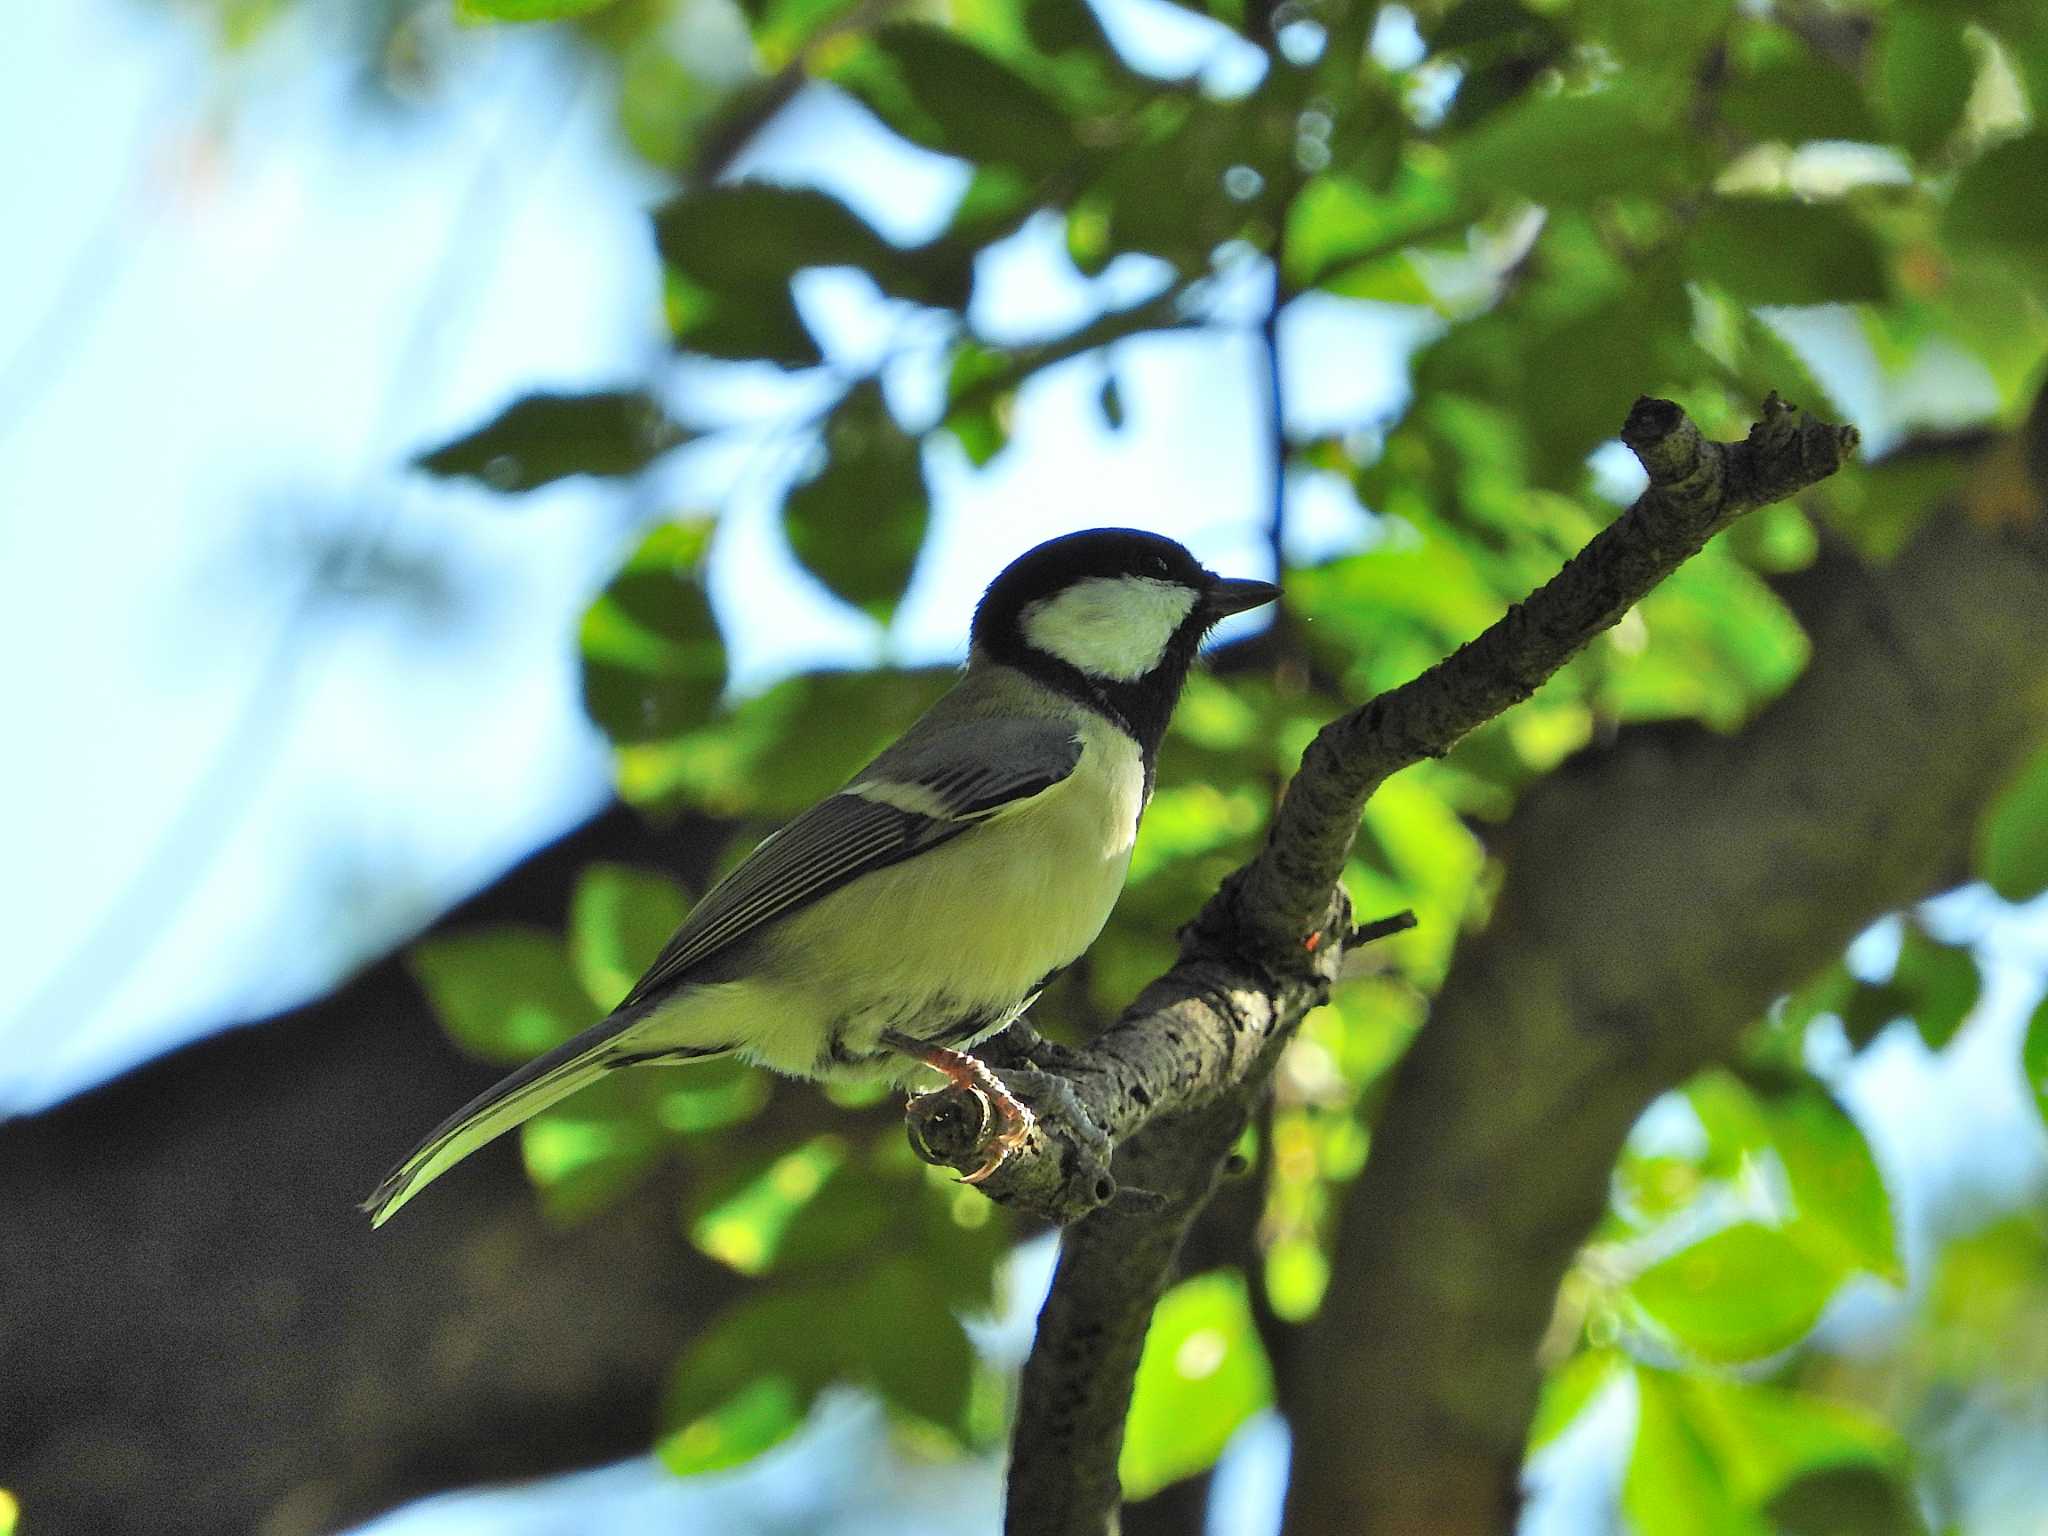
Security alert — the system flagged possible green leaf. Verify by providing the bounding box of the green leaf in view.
[1760,1087,1901,1283]
[1679,1374,1901,1509]
[414,390,690,492]
[1890,925,1981,1050]
[856,1257,977,1429]
[1720,53,1877,145]
[1631,1222,1841,1362]
[1876,4,1975,159]
[1098,371,1125,430]
[1627,1369,1770,1536]
[653,181,926,302]
[1687,200,1888,307]
[838,25,1075,174]
[1529,1349,1621,1449]
[782,380,929,618]
[662,267,821,367]
[1120,1269,1275,1499]
[1283,165,1463,291]
[1766,1464,1929,1536]
[569,863,690,1009]
[409,927,595,1064]
[580,521,728,745]
[662,1292,825,1474]
[455,0,620,21]
[520,1068,665,1221]
[659,1375,806,1478]
[689,1135,850,1275]
[1451,86,1686,207]
[1945,131,2048,257]
[2022,996,2048,1132]
[1974,742,2048,902]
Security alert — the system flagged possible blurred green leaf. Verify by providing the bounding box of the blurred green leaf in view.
[1974,742,2048,902]
[690,1135,850,1275]
[1451,85,1686,207]
[580,521,727,745]
[617,668,953,814]
[1529,1349,1621,1449]
[521,1068,665,1222]
[1681,1374,1902,1511]
[1720,52,1877,145]
[410,927,594,1064]
[1944,131,2048,257]
[1631,1222,1841,1362]
[1870,925,1981,1051]
[837,24,1075,174]
[570,862,691,1009]
[456,0,620,21]
[1120,1270,1275,1498]
[1627,1368,1769,1536]
[1766,1464,1929,1536]
[659,1375,805,1478]
[1687,200,1888,307]
[1284,164,1463,291]
[414,390,691,492]
[782,380,929,618]
[1760,1086,1901,1283]
[1875,5,1975,159]
[2023,996,2048,1131]
[662,1292,826,1473]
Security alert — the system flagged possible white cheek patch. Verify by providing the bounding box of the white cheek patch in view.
[1020,576,1200,681]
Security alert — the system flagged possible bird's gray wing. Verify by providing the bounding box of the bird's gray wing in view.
[617,718,1083,1011]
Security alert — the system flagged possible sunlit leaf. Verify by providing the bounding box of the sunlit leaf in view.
[1760,1086,1901,1284]
[410,927,595,1064]
[659,1375,805,1477]
[1679,1374,1901,1508]
[1120,1269,1275,1498]
[1529,1349,1621,1450]
[570,862,691,1009]
[414,389,691,492]
[520,1069,665,1221]
[1631,1222,1841,1362]
[456,0,621,22]
[782,380,929,618]
[580,520,727,745]
[1627,1368,1769,1536]
[690,1135,850,1275]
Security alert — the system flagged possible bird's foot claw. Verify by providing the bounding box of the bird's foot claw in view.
[899,1039,1038,1184]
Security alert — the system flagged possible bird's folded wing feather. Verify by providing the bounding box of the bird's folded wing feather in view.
[618,719,1083,1010]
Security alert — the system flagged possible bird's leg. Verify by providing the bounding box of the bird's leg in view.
[881,1031,1035,1184]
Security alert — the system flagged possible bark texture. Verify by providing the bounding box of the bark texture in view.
[1283,401,2048,1534]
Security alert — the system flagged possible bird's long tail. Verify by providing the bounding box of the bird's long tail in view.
[362,1012,720,1228]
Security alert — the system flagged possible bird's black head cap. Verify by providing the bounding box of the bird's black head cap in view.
[972,528,1277,761]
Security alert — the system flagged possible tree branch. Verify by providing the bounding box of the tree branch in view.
[906,395,1858,1536]
[1284,393,2048,1535]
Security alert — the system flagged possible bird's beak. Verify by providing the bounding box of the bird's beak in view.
[1203,575,1283,618]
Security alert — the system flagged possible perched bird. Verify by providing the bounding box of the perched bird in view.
[364,527,1279,1226]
